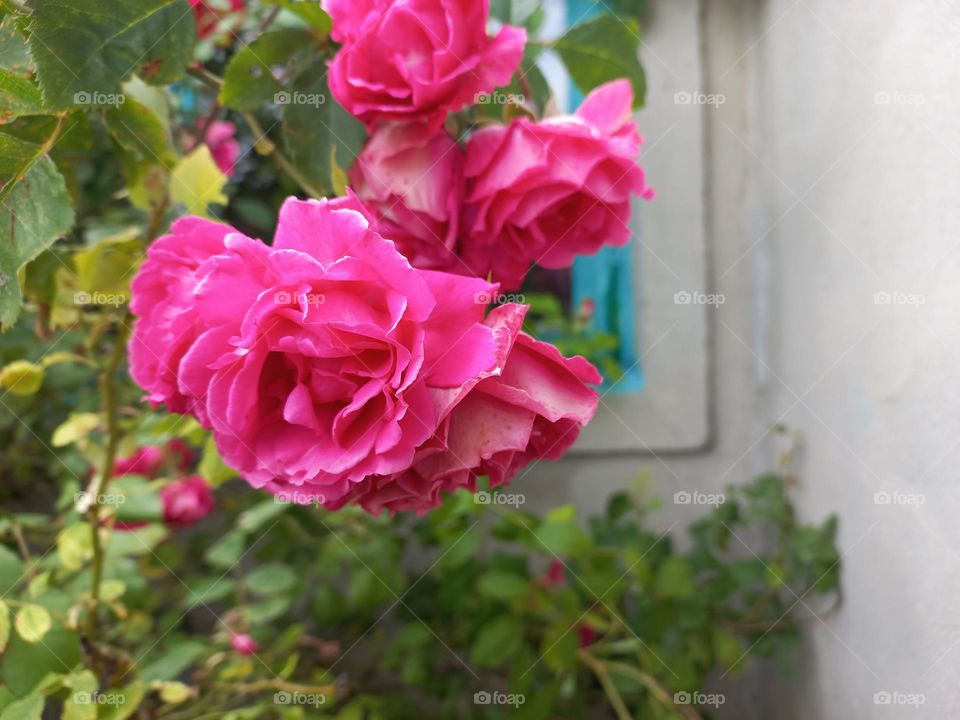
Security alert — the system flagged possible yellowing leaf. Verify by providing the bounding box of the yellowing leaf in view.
[14,604,51,643]
[0,360,43,396]
[57,522,93,571]
[170,146,228,218]
[51,412,99,447]
[0,599,10,653]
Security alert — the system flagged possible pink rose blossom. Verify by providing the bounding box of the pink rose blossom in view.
[350,122,464,271]
[323,0,526,128]
[340,303,601,514]
[161,476,216,527]
[112,439,194,478]
[461,79,655,290]
[204,120,240,177]
[129,197,501,509]
[230,633,258,655]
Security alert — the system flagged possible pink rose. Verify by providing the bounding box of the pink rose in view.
[230,633,258,655]
[130,217,234,423]
[112,439,194,478]
[161,476,215,527]
[461,80,655,290]
[341,304,601,514]
[129,197,501,509]
[323,0,526,128]
[190,0,246,40]
[349,122,464,271]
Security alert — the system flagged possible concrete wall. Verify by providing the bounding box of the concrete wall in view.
[528,0,960,716]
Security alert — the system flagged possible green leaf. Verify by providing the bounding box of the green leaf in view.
[204,530,245,569]
[476,571,529,601]
[219,29,316,111]
[0,70,45,124]
[57,522,93,571]
[540,622,578,672]
[713,628,746,674]
[63,670,98,720]
[0,695,42,720]
[262,0,331,31]
[0,545,24,595]
[170,145,228,217]
[73,231,141,298]
[138,640,204,682]
[0,131,74,331]
[0,600,9,654]
[653,556,695,599]
[0,626,81,695]
[28,0,196,109]
[51,412,100,447]
[198,435,236,485]
[99,682,145,720]
[14,604,51,643]
[236,499,287,533]
[246,563,297,596]
[0,17,33,76]
[471,616,524,668]
[113,476,163,523]
[533,522,591,557]
[0,359,43,395]
[105,97,173,165]
[281,67,367,196]
[555,14,646,108]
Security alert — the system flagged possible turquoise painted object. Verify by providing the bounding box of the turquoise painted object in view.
[567,0,644,392]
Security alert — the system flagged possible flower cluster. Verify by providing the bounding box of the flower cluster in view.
[328,0,654,289]
[129,197,600,514]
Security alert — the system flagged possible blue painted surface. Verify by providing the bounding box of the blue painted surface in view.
[567,0,644,392]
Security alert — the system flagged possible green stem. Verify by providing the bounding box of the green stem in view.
[598,656,704,720]
[578,650,632,720]
[240,111,325,199]
[85,320,130,640]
